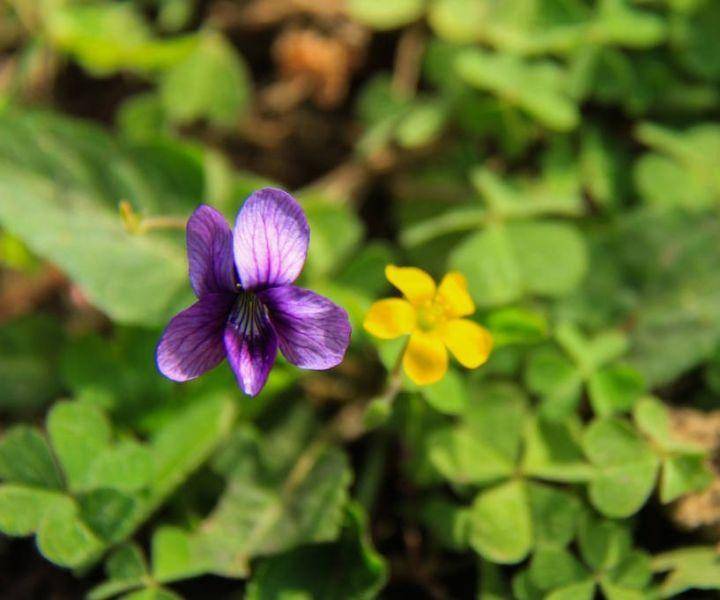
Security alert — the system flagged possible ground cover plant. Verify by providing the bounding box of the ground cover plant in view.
[1,0,720,597]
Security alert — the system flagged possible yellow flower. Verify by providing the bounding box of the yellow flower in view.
[363,265,493,385]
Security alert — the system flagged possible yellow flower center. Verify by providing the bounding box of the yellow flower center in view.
[415,300,448,333]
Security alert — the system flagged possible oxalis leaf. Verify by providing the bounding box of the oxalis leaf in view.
[0,395,235,569]
[246,503,388,600]
[151,407,352,581]
[582,417,659,517]
[456,49,580,131]
[0,109,214,326]
[449,220,587,308]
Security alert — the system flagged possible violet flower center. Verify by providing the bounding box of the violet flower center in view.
[228,290,269,339]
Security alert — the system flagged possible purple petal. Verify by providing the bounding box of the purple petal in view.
[156,293,235,381]
[224,295,278,396]
[233,188,310,291]
[259,285,351,370]
[187,205,237,297]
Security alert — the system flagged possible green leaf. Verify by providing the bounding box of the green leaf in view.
[529,546,588,590]
[0,485,67,536]
[522,417,594,482]
[395,100,447,149]
[46,3,196,75]
[37,497,105,568]
[609,549,653,590]
[632,397,687,451]
[450,221,587,307]
[0,426,62,488]
[421,368,469,415]
[47,401,112,492]
[0,109,207,326]
[152,409,351,579]
[486,307,548,346]
[528,483,583,548]
[634,122,720,210]
[653,546,720,597]
[160,32,250,128]
[456,49,580,131]
[588,364,645,416]
[85,441,154,493]
[578,515,631,572]
[464,382,527,464]
[525,347,583,420]
[546,579,596,600]
[246,503,388,600]
[660,454,713,504]
[347,0,426,30]
[88,543,148,600]
[469,479,532,563]
[429,426,514,486]
[583,418,659,517]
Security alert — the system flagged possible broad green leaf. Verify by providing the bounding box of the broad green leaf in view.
[529,546,588,590]
[430,0,589,54]
[464,382,527,464]
[609,549,653,590]
[0,485,67,536]
[660,454,713,504]
[513,569,545,600]
[633,397,693,452]
[450,221,586,307]
[525,347,583,420]
[78,488,139,543]
[0,426,62,488]
[471,148,585,218]
[245,504,388,600]
[598,581,647,600]
[634,122,720,210]
[421,368,469,415]
[588,364,645,416]
[47,401,112,492]
[456,49,579,131]
[429,426,514,485]
[160,32,250,128]
[0,110,208,325]
[37,497,105,568]
[395,100,447,149]
[583,418,659,517]
[469,479,532,563]
[152,409,351,579]
[528,483,583,547]
[87,543,148,600]
[546,579,595,600]
[522,417,593,482]
[486,307,548,346]
[653,546,720,597]
[347,0,426,29]
[45,3,196,75]
[578,516,631,572]
[85,441,154,493]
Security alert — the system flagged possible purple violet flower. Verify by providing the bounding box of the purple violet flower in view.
[156,187,352,396]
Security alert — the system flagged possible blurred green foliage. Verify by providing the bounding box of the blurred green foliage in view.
[1,0,720,597]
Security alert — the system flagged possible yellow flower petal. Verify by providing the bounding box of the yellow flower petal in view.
[436,271,475,318]
[386,265,436,305]
[403,331,448,385]
[364,298,416,339]
[440,319,493,369]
